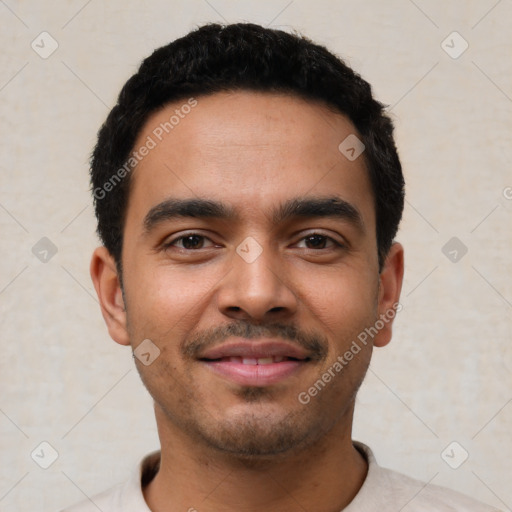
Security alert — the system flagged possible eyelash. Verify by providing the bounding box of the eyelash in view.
[163,232,344,251]
[163,233,218,250]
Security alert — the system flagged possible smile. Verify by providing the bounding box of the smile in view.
[197,338,313,386]
[215,355,292,364]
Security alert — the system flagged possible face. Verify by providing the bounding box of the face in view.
[91,91,403,460]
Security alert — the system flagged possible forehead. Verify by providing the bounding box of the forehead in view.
[126,90,374,229]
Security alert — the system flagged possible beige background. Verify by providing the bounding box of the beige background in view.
[1,1,511,511]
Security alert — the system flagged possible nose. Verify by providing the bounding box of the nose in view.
[216,242,298,322]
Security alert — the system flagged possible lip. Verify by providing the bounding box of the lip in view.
[199,338,310,361]
[202,359,306,386]
[198,338,311,387]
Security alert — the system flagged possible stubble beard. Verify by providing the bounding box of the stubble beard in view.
[148,361,365,468]
[129,309,376,465]
[157,389,349,466]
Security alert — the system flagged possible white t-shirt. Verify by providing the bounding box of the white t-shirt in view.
[61,443,501,511]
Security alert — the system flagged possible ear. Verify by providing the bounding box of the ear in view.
[373,242,404,348]
[90,246,130,346]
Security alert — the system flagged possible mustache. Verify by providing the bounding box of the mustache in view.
[182,321,328,362]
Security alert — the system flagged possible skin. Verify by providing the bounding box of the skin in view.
[91,91,404,512]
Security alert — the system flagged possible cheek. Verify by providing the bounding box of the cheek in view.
[151,276,196,320]
[295,266,378,336]
[125,263,220,335]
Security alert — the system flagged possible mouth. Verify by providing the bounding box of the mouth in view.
[204,355,306,364]
[198,339,312,386]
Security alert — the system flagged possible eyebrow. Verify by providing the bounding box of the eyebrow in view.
[272,197,364,231]
[143,198,235,232]
[143,196,364,233]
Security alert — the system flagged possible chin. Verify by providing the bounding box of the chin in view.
[194,407,329,464]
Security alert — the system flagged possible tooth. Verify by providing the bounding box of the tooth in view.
[257,357,274,365]
[242,357,258,365]
[273,356,284,363]
[228,356,242,363]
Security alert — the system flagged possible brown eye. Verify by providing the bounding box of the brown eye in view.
[304,234,328,249]
[166,234,215,250]
[293,233,345,251]
[180,235,205,249]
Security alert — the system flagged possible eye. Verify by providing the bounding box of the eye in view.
[165,233,216,250]
[295,233,342,250]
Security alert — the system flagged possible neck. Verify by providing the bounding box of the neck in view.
[143,404,368,512]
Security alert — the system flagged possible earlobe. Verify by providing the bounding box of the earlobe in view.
[90,247,130,346]
[373,242,404,348]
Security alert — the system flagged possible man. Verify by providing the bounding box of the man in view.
[64,22,500,512]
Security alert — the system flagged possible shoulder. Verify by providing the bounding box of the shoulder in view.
[60,451,159,512]
[381,467,500,511]
[349,443,501,512]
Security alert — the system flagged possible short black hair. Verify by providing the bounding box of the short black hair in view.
[90,22,404,271]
